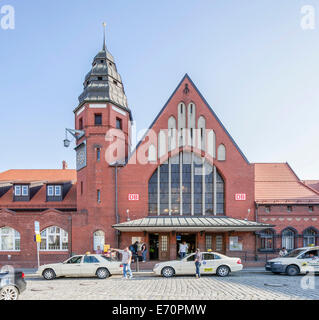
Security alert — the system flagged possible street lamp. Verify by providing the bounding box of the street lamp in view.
[63,128,85,148]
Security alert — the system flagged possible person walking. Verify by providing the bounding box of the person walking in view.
[194,248,202,278]
[141,243,147,262]
[178,241,188,259]
[112,247,133,279]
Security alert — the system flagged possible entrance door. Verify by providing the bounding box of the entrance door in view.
[176,233,196,258]
[159,234,170,261]
[149,234,159,260]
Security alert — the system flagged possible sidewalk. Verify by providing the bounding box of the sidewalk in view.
[20,267,266,278]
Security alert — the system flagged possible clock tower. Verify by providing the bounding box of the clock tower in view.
[72,24,131,253]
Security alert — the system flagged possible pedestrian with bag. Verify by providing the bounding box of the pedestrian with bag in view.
[194,248,202,278]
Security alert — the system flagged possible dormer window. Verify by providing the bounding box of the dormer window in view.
[98,77,103,81]
[47,185,62,201]
[13,184,29,201]
[14,185,28,196]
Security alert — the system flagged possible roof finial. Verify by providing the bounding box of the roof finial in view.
[102,22,107,51]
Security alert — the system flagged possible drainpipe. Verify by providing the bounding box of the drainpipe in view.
[115,164,120,248]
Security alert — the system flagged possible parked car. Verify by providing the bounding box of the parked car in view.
[0,270,26,300]
[153,252,243,277]
[38,254,123,280]
[265,246,319,276]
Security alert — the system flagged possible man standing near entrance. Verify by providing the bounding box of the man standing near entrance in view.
[112,247,133,279]
[179,241,188,259]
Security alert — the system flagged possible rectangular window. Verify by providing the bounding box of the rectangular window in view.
[205,234,212,251]
[216,235,223,251]
[21,186,29,196]
[96,148,101,161]
[97,189,101,203]
[55,185,62,196]
[94,114,102,126]
[79,118,83,130]
[265,206,271,213]
[47,186,54,196]
[309,206,314,212]
[116,118,122,130]
[14,186,21,196]
[287,206,292,213]
[81,181,83,196]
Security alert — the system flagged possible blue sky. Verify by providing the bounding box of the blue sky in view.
[0,0,318,179]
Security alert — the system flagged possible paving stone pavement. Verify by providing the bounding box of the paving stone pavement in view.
[19,272,319,300]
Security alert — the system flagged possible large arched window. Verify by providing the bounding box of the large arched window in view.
[282,228,295,250]
[40,226,68,251]
[303,228,317,247]
[0,227,20,251]
[148,152,225,216]
[93,230,105,251]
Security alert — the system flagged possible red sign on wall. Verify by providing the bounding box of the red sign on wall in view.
[128,194,139,201]
[235,193,246,201]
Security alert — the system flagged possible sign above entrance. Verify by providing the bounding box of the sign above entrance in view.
[128,194,139,201]
[235,193,246,201]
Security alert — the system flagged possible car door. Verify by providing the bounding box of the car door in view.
[60,256,83,277]
[81,255,101,276]
[181,254,196,275]
[298,249,319,272]
[201,253,219,274]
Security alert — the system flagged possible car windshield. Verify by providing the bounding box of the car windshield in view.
[284,249,305,258]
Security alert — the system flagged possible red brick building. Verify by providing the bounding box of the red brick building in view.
[1,36,318,268]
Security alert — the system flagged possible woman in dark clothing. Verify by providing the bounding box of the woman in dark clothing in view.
[141,243,147,262]
[194,249,202,278]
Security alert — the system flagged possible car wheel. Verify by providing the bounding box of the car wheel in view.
[96,268,110,279]
[286,265,299,276]
[0,286,19,300]
[42,268,56,280]
[161,267,175,278]
[216,265,230,277]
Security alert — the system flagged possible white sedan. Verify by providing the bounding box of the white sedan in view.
[153,252,243,277]
[38,254,123,280]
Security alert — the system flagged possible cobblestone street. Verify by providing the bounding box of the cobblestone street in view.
[19,272,319,300]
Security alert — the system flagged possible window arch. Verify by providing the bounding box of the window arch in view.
[207,130,216,158]
[0,227,20,251]
[197,116,206,151]
[187,103,196,147]
[281,228,296,250]
[93,230,105,251]
[178,102,186,147]
[40,226,68,251]
[148,152,225,216]
[303,227,317,247]
[168,116,177,151]
[148,144,157,162]
[158,130,167,159]
[259,229,275,250]
[217,144,226,161]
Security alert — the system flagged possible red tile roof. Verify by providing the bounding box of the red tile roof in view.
[0,169,77,209]
[254,163,319,204]
[302,180,319,193]
[0,169,76,183]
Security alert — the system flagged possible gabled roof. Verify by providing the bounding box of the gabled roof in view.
[254,163,319,204]
[129,73,249,164]
[0,169,77,184]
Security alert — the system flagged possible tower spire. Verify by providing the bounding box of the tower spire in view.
[102,22,106,51]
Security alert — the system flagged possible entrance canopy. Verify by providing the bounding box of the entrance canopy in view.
[113,217,273,232]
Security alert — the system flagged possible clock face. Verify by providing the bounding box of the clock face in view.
[76,144,87,170]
